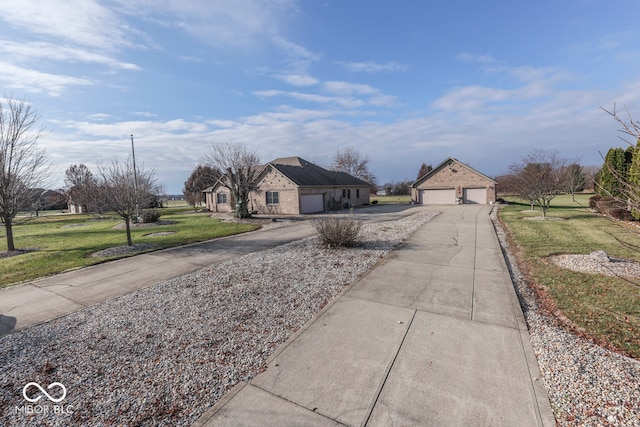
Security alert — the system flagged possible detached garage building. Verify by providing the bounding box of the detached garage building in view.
[412,158,496,205]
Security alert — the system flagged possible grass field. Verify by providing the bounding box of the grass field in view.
[370,195,412,204]
[0,207,258,288]
[499,193,640,358]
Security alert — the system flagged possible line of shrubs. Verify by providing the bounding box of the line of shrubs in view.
[589,195,636,221]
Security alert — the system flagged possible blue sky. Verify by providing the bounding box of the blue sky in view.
[1,0,639,194]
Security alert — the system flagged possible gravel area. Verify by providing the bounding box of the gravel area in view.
[90,243,159,258]
[491,209,640,426]
[0,210,438,427]
[549,250,640,279]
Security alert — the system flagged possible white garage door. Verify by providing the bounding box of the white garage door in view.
[300,194,324,213]
[463,188,486,204]
[421,189,455,205]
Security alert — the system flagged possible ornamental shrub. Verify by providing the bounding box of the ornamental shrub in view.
[312,216,362,247]
[141,209,161,223]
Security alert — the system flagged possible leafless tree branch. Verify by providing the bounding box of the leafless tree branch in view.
[0,93,50,251]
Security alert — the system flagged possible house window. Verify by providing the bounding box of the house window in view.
[266,191,279,205]
[342,189,346,198]
[217,193,228,204]
[347,189,351,199]
[356,189,360,198]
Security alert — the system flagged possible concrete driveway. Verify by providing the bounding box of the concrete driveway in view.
[194,205,555,426]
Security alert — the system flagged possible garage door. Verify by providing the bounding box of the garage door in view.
[421,189,455,205]
[300,194,324,213]
[463,188,486,204]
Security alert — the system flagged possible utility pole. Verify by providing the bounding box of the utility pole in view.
[131,134,140,220]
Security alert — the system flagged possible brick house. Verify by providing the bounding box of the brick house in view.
[411,158,496,205]
[204,157,371,214]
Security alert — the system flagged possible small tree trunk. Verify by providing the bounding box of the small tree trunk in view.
[4,219,15,252]
[234,190,251,218]
[125,218,133,246]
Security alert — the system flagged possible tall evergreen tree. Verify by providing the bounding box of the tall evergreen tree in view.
[597,147,626,197]
[627,139,640,218]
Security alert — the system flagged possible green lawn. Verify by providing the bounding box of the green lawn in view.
[499,193,640,358]
[0,209,258,288]
[371,195,412,204]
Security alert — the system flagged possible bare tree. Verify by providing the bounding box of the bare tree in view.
[64,164,100,213]
[0,94,49,251]
[96,158,158,246]
[416,163,433,180]
[564,163,586,201]
[582,165,600,192]
[204,142,261,218]
[509,149,568,217]
[332,147,377,186]
[183,164,220,211]
[494,173,520,196]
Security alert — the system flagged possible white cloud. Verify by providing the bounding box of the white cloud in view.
[86,113,111,121]
[340,60,408,73]
[254,86,397,109]
[116,0,302,53]
[0,1,145,95]
[0,61,92,96]
[456,53,497,65]
[65,118,210,138]
[0,0,131,50]
[432,57,574,112]
[254,90,284,98]
[274,73,319,86]
[322,81,378,96]
[0,40,140,71]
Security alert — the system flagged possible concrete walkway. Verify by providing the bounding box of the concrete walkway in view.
[194,205,556,426]
[0,221,316,335]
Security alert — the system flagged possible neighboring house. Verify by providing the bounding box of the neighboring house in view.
[204,156,371,214]
[412,158,497,205]
[68,199,84,214]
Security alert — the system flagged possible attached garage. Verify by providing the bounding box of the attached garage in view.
[412,158,497,206]
[299,194,324,213]
[421,189,455,205]
[463,188,486,204]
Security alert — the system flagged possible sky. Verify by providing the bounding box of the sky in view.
[1,0,639,194]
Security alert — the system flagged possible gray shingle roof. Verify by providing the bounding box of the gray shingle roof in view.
[268,157,371,187]
[412,157,496,187]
